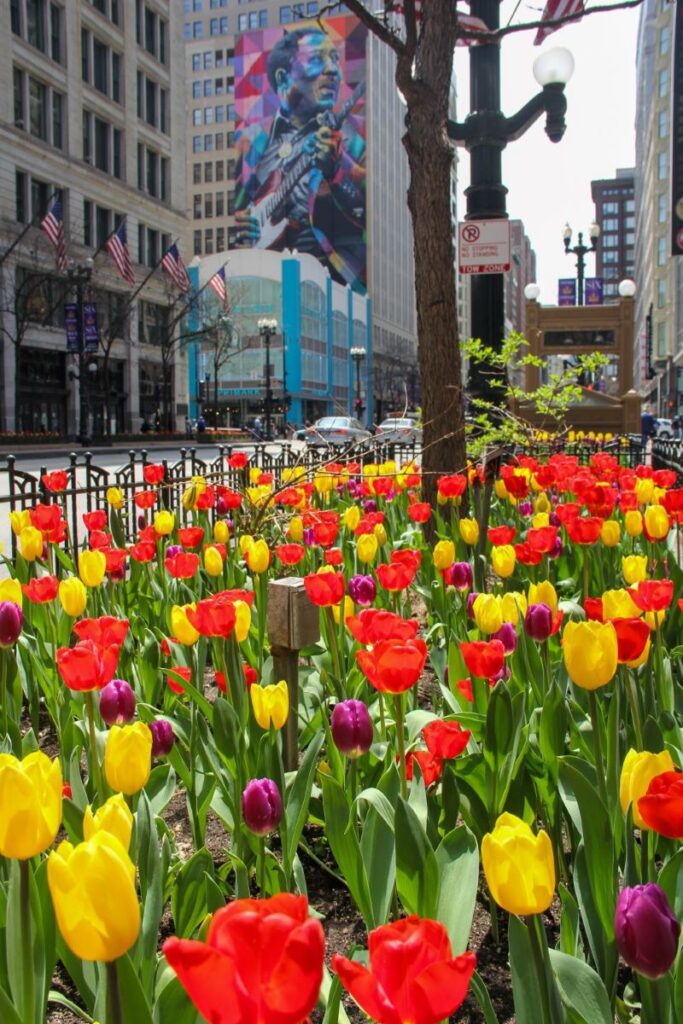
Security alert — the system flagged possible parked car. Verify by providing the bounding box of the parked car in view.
[375,417,423,444]
[655,417,674,439]
[306,416,372,446]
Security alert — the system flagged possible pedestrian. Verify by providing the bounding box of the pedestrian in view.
[641,408,655,448]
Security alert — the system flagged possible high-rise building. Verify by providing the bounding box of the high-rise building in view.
[183,4,418,424]
[0,0,188,435]
[634,0,681,413]
[591,168,636,302]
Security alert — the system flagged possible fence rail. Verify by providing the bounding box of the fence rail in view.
[652,437,683,479]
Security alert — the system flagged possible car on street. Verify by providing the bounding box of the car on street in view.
[655,417,674,439]
[305,416,372,446]
[375,417,423,444]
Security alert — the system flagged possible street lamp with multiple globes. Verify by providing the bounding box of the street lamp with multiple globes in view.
[448,39,575,405]
[257,316,278,440]
[65,258,96,443]
[350,346,366,419]
[562,221,601,305]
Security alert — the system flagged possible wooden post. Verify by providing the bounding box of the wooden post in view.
[267,578,320,771]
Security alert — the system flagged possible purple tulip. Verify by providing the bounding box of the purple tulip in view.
[491,663,511,684]
[446,561,473,592]
[525,603,554,642]
[137,514,147,530]
[331,699,373,758]
[518,501,533,517]
[348,574,377,606]
[615,884,680,979]
[166,544,182,559]
[216,497,229,516]
[303,528,315,546]
[99,679,137,726]
[549,511,561,527]
[0,601,22,647]
[148,719,175,757]
[362,499,377,514]
[109,566,126,582]
[549,537,563,560]
[492,621,518,655]
[242,778,283,836]
[466,592,480,619]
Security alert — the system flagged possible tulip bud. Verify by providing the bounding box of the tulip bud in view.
[331,699,373,758]
[166,544,183,559]
[348,574,377,606]
[0,600,23,647]
[615,884,680,979]
[149,719,175,757]
[363,500,377,514]
[241,778,282,836]
[216,496,229,516]
[104,722,152,795]
[518,501,533,516]
[466,592,480,619]
[525,602,554,642]
[445,561,473,591]
[58,577,88,617]
[99,679,136,726]
[492,621,517,655]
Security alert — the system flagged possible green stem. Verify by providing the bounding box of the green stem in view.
[624,667,643,750]
[325,607,343,699]
[394,693,407,800]
[106,960,122,1024]
[582,550,590,603]
[0,649,8,740]
[527,914,564,1024]
[20,859,35,1024]
[84,691,105,805]
[588,691,609,810]
[258,836,266,895]
[378,693,386,741]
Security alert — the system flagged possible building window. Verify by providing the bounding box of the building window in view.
[658,151,667,179]
[249,11,258,27]
[205,107,214,124]
[139,4,168,64]
[217,227,225,250]
[657,320,666,357]
[193,135,202,152]
[183,20,191,39]
[658,68,668,97]
[89,0,119,25]
[601,202,618,215]
[657,278,666,308]
[193,194,202,218]
[215,160,224,180]
[238,13,247,29]
[193,230,202,255]
[216,192,224,216]
[192,81,201,98]
[220,16,228,31]
[83,111,123,178]
[279,5,291,23]
[11,0,21,35]
[624,199,635,213]
[602,217,618,231]
[657,236,666,266]
[204,134,213,151]
[193,162,201,184]
[14,70,65,150]
[205,194,213,217]
[210,18,218,34]
[82,32,123,104]
[15,172,62,226]
[204,229,214,254]
[192,54,201,71]
[658,110,667,138]
[215,132,224,149]
[659,24,670,55]
[658,193,667,223]
[192,109,202,126]
[204,162,213,182]
[204,52,212,69]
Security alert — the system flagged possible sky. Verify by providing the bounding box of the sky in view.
[453,0,641,301]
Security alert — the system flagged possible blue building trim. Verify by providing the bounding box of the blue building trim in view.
[326,278,334,415]
[365,296,373,427]
[282,259,302,427]
[187,265,201,422]
[347,288,355,417]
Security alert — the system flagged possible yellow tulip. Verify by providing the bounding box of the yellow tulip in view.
[626,636,651,669]
[482,813,555,916]
[473,594,503,635]
[622,555,648,585]
[106,486,124,510]
[171,604,200,645]
[624,510,643,538]
[635,477,654,505]
[600,520,621,547]
[602,588,642,620]
[491,544,516,579]
[620,748,675,828]
[373,523,388,546]
[437,491,448,506]
[357,534,379,564]
[214,520,230,544]
[250,680,289,730]
[644,505,670,540]
[19,526,44,561]
[433,540,455,571]
[82,793,133,851]
[332,595,354,625]
[501,591,526,625]
[528,580,558,616]
[494,479,509,500]
[343,506,361,531]
[48,831,140,962]
[239,534,254,557]
[532,512,550,529]
[182,477,207,511]
[282,466,306,485]
[204,545,224,577]
[58,577,87,617]
[0,578,22,605]
[533,493,551,514]
[78,549,107,588]
[153,510,175,536]
[249,538,270,574]
[460,518,480,546]
[104,722,152,795]
[9,509,31,536]
[563,620,618,690]
[645,609,666,631]
[0,751,62,859]
[288,516,304,542]
[234,599,252,643]
[314,473,336,494]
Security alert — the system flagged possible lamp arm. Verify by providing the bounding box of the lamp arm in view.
[504,84,567,144]
[446,118,472,144]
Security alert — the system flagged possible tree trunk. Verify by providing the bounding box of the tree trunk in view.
[400,7,466,510]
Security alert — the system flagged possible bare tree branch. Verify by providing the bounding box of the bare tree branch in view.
[455,0,644,42]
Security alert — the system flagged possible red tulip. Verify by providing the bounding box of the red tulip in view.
[514,542,543,566]
[30,503,63,534]
[407,502,432,523]
[457,677,474,702]
[42,470,68,492]
[143,463,165,484]
[613,617,651,663]
[186,593,236,637]
[488,525,516,545]
[312,522,339,548]
[73,616,129,647]
[83,510,108,532]
[527,526,559,554]
[163,894,324,1024]
[356,638,428,693]
[56,639,121,691]
[217,487,243,509]
[166,552,200,579]
[129,541,156,563]
[654,470,678,489]
[376,562,416,592]
[178,526,205,549]
[332,916,476,1024]
[437,474,467,499]
[405,750,443,786]
[22,575,59,603]
[422,719,471,759]
[391,548,422,570]
[196,485,217,510]
[347,608,419,645]
[566,516,604,545]
[134,489,158,509]
[104,548,128,574]
[275,543,305,566]
[218,588,255,607]
[460,639,505,679]
[584,597,604,621]
[324,547,344,566]
[167,666,192,694]
[638,772,683,838]
[87,530,112,551]
[303,572,345,607]
[228,452,249,469]
[628,580,674,613]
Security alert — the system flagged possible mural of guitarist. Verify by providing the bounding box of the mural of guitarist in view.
[234,19,367,291]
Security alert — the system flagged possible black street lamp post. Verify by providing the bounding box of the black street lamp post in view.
[350,346,366,419]
[448,32,575,404]
[66,259,95,443]
[562,222,601,305]
[258,316,277,441]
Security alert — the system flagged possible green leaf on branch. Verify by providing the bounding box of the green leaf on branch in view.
[548,949,613,1024]
[435,825,479,955]
[395,797,439,919]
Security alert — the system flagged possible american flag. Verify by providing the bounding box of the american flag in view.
[161,243,191,292]
[534,0,584,44]
[208,265,228,308]
[456,10,490,44]
[40,197,68,272]
[105,221,135,286]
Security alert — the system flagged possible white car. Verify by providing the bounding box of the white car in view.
[375,417,423,444]
[655,417,674,439]
[306,416,372,446]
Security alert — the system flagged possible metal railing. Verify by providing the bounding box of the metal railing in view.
[652,437,683,479]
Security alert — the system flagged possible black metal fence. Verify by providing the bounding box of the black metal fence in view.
[652,438,683,479]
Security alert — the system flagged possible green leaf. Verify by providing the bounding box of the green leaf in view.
[549,949,613,1024]
[435,825,479,955]
[321,774,374,928]
[359,775,396,927]
[146,764,177,817]
[108,954,153,1024]
[395,797,439,919]
[558,883,582,959]
[508,915,546,1024]
[171,850,216,939]
[470,970,500,1024]
[284,732,324,870]
[153,964,203,1024]
[659,849,683,923]
[0,985,25,1024]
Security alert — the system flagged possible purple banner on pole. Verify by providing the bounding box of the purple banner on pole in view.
[584,278,604,306]
[64,303,79,352]
[82,303,99,352]
[558,279,576,306]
